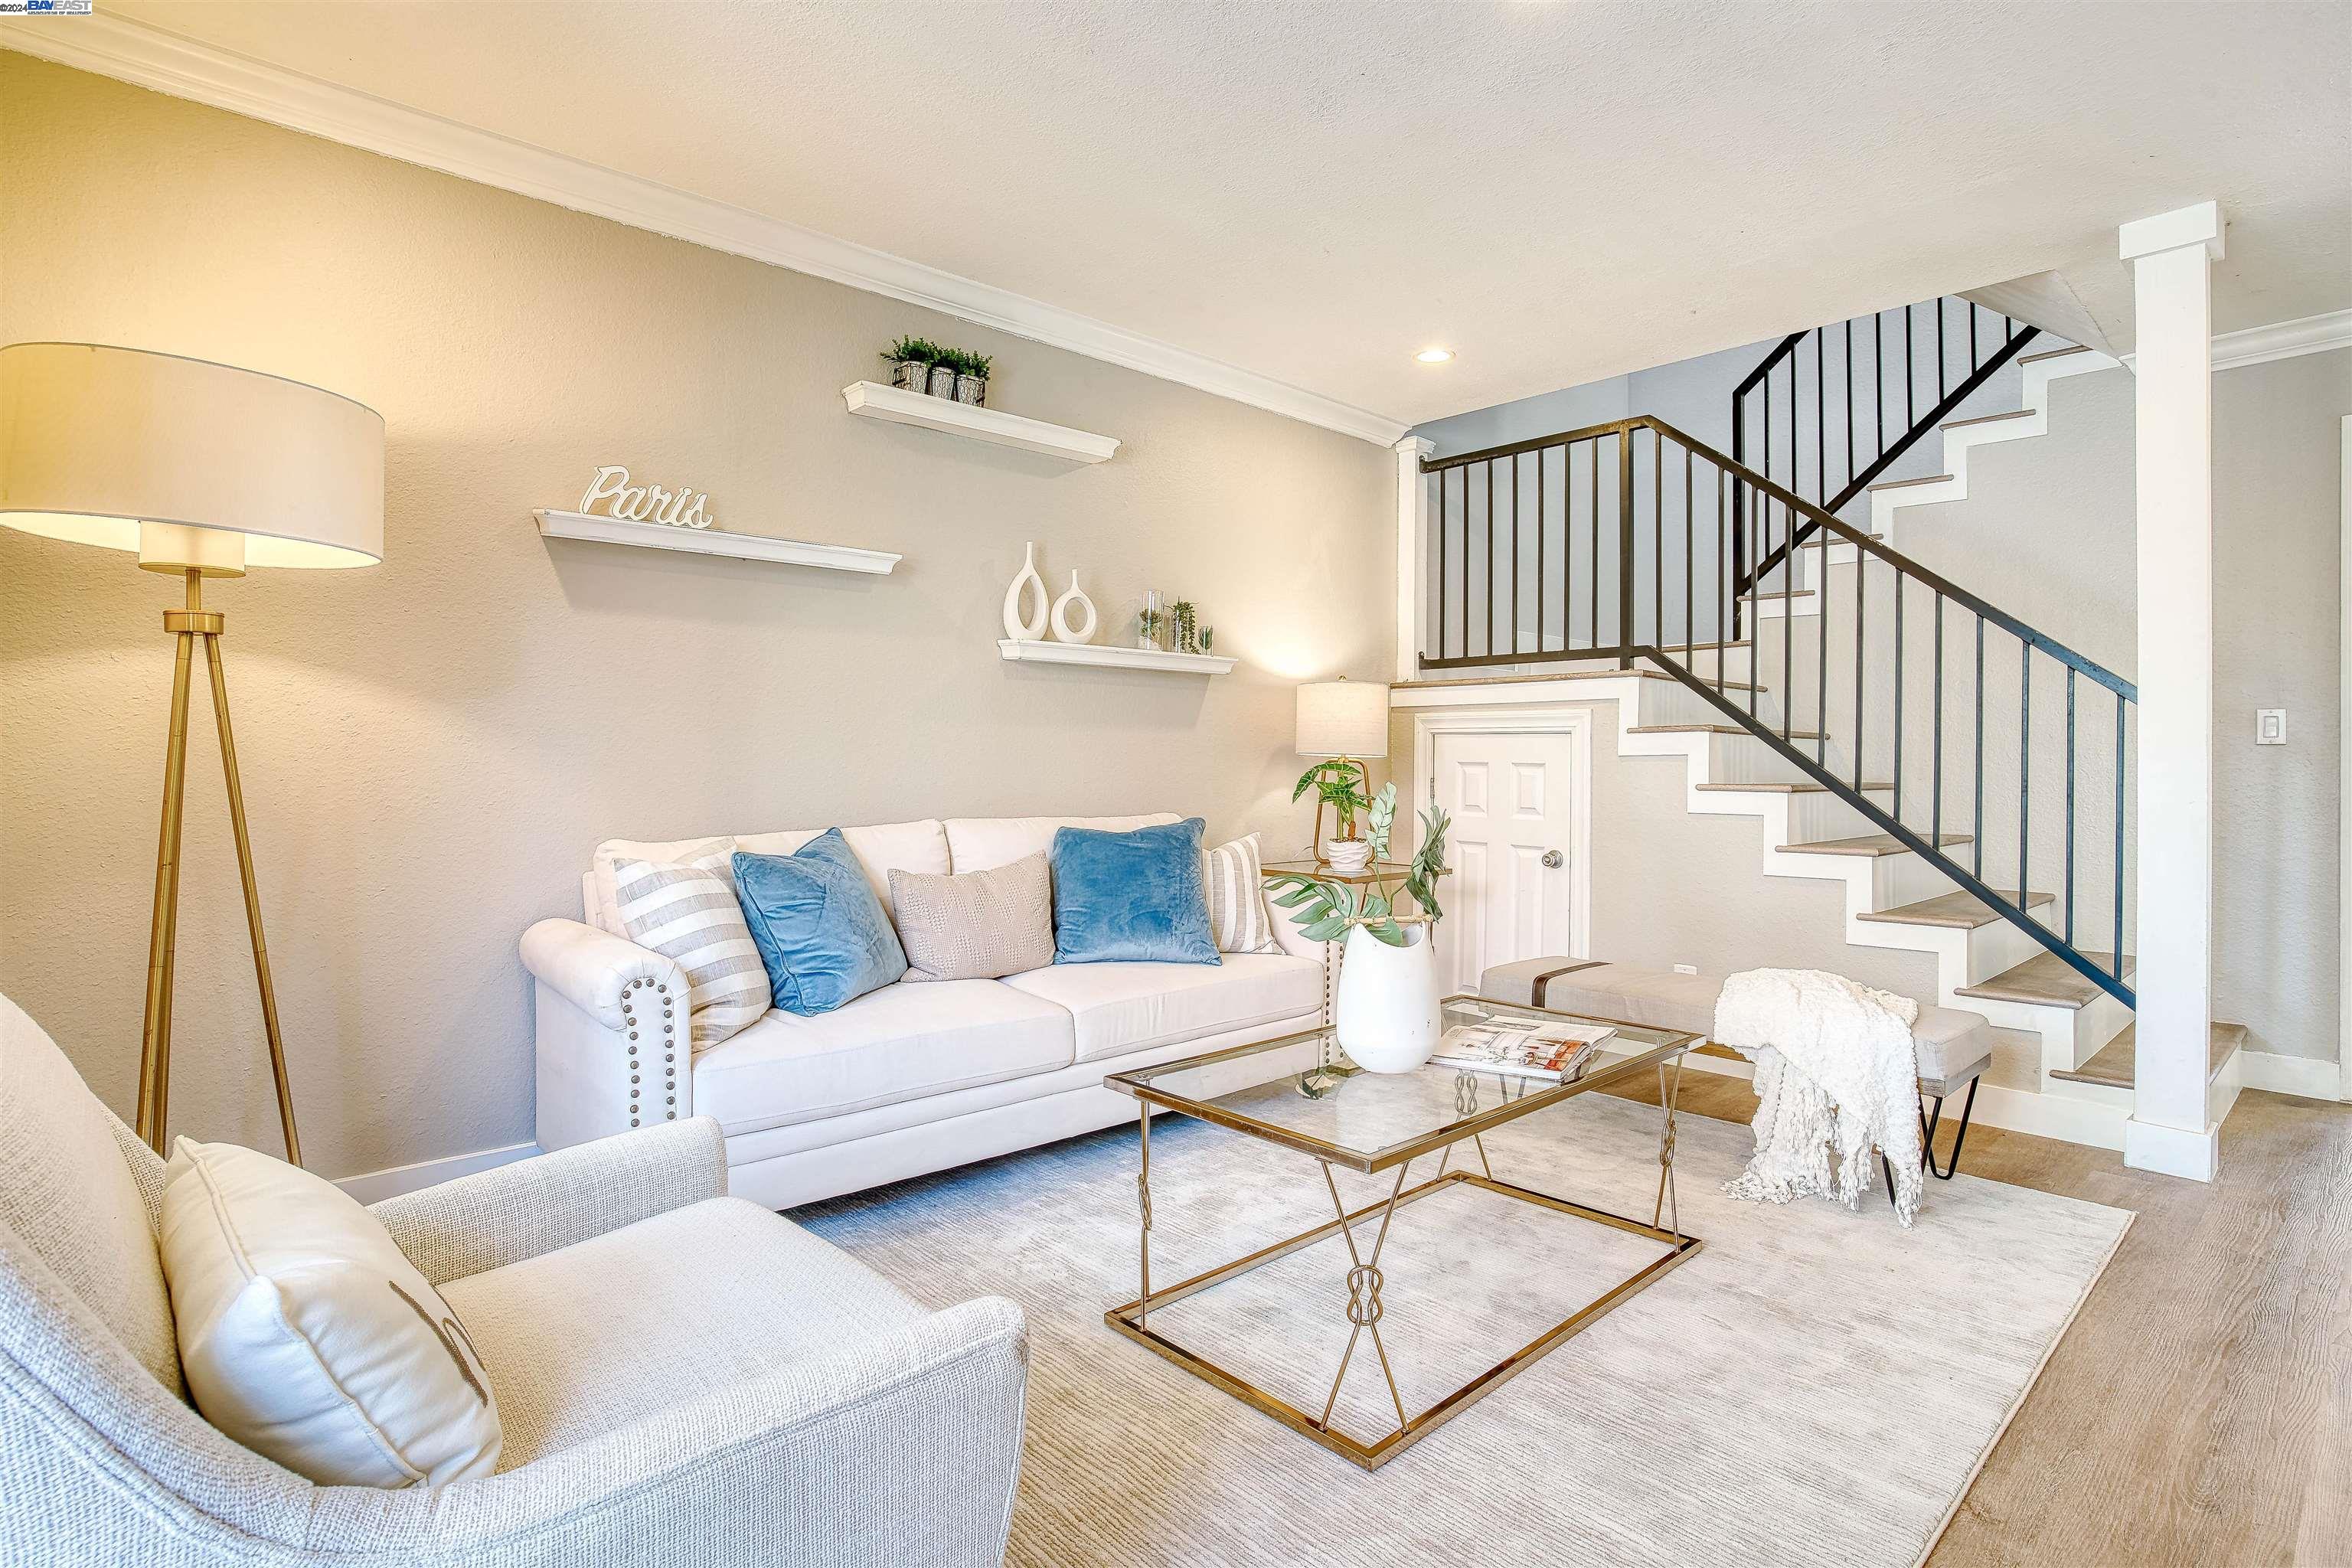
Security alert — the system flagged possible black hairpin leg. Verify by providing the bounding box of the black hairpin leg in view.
[1919,1078,1979,1181]
[1880,1076,1983,1209]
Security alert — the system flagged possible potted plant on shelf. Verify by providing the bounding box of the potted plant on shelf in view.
[952,348,991,407]
[1266,795,1452,1074]
[883,335,939,394]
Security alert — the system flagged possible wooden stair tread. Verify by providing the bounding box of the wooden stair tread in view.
[1857,889,2058,929]
[1398,667,1769,694]
[1957,949,2132,1010]
[2017,343,2096,366]
[2050,1021,2248,1089]
[1626,723,1829,741]
[1744,589,1816,600]
[1944,408,2037,432]
[1869,473,1953,492]
[1789,831,1971,858]
[1694,779,1893,795]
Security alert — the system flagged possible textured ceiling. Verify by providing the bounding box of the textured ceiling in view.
[83,1,2352,427]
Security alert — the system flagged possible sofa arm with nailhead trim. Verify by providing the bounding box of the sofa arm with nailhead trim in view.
[521,918,694,1155]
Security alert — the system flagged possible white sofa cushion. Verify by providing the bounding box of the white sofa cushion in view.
[943,812,1180,874]
[1001,954,1322,1064]
[442,1195,924,1470]
[160,1138,502,1488]
[589,819,949,933]
[692,980,1075,1136]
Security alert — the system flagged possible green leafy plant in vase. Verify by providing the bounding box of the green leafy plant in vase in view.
[1292,759,1371,867]
[1267,802,1452,1079]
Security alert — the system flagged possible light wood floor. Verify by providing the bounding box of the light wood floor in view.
[1603,1071,2352,1567]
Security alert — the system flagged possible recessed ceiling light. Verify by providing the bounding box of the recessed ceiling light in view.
[1415,348,1455,364]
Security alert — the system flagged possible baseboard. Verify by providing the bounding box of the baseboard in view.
[334,1142,540,1204]
[2122,1117,2219,1182]
[2236,1049,2341,1102]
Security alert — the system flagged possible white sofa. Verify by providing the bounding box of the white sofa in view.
[522,813,1327,1210]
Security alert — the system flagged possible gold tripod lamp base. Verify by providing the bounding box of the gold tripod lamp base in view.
[136,567,302,1166]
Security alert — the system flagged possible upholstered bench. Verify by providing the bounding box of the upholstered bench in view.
[1478,958,1991,1180]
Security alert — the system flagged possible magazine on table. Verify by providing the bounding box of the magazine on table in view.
[1430,1015,1615,1082]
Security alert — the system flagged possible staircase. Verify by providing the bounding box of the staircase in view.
[1409,296,2246,1147]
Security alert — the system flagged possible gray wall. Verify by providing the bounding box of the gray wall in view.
[0,57,1395,1178]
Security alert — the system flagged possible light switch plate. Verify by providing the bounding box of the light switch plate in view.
[2257,708,2287,745]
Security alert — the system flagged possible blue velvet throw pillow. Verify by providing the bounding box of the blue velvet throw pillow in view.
[1050,818,1220,965]
[733,831,908,1016]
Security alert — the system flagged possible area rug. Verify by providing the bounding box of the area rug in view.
[795,1093,2132,1568]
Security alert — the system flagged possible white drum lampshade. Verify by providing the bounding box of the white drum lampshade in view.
[1295,678,1390,760]
[0,341,384,573]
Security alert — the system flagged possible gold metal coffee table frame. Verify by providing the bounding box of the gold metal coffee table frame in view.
[1104,1005,1701,1472]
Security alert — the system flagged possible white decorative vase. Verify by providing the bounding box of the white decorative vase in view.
[1326,838,1373,874]
[1001,542,1048,640]
[1049,571,1099,644]
[1334,923,1442,1073]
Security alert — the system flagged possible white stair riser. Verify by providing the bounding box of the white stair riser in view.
[1634,678,1784,730]
[1674,645,1757,685]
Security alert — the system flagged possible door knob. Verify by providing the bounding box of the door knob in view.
[1541,850,1564,869]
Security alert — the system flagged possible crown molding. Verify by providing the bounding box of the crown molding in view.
[0,16,1413,447]
[2208,309,2352,372]
[2113,308,2352,374]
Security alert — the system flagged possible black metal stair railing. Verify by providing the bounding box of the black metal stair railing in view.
[1418,414,2135,1008]
[1731,297,2042,618]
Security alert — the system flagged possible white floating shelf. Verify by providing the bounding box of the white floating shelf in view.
[842,381,1119,464]
[998,639,1235,675]
[534,509,900,574]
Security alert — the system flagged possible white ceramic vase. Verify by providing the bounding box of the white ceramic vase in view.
[1049,571,1099,644]
[1334,923,1442,1073]
[1326,838,1373,874]
[1001,542,1048,641]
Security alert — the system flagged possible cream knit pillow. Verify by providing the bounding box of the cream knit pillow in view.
[887,853,1056,982]
[160,1138,501,1488]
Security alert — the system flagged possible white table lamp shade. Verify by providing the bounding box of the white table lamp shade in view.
[0,341,384,573]
[1295,679,1390,759]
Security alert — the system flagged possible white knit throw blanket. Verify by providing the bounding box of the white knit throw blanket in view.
[1714,968,1926,1227]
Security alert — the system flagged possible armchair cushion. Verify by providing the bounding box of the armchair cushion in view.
[441,1196,926,1470]
[159,1136,502,1487]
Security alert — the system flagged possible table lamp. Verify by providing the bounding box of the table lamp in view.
[0,342,385,1164]
[1294,678,1390,866]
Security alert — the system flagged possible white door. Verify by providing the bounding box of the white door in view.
[1429,730,1580,995]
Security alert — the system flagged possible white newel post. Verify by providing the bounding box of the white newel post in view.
[2122,200,2224,1181]
[1393,436,1436,683]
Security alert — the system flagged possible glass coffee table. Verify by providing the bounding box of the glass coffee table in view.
[1102,995,1701,1470]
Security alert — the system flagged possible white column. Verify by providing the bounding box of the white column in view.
[1393,436,1436,684]
[2122,200,2223,1181]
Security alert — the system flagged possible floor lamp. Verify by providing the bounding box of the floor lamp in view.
[0,342,385,1165]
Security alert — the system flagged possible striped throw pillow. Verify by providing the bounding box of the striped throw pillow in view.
[610,841,769,1050]
[1203,832,1282,956]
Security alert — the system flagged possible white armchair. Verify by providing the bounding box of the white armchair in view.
[0,995,1028,1568]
